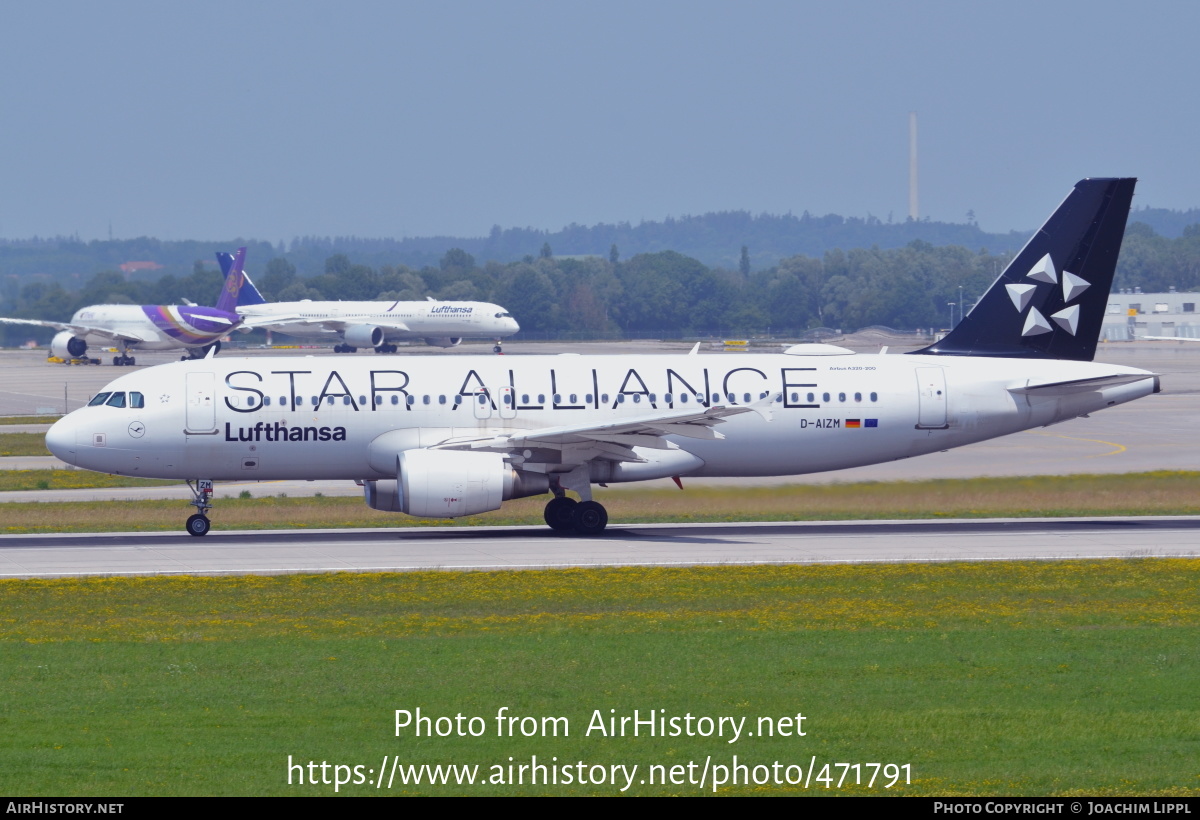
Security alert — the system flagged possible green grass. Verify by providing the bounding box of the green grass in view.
[0,469,175,492]
[0,433,52,457]
[1,561,1197,795]
[4,471,1200,533]
[0,415,60,425]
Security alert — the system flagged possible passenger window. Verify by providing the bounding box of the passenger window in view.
[870,392,878,402]
[680,394,688,403]
[423,395,431,405]
[89,392,112,407]
[601,394,609,403]
[743,393,750,403]
[342,396,351,406]
[478,394,487,405]
[838,393,846,402]
[633,394,641,403]
[538,394,546,403]
[586,394,594,403]
[808,393,815,403]
[439,395,447,405]
[280,396,287,406]
[855,392,862,402]
[553,394,561,403]
[391,395,399,405]
[569,394,577,404]
[822,393,830,402]
[618,395,626,403]
[263,396,271,407]
[407,395,415,405]
[130,392,145,408]
[106,392,127,408]
[522,394,530,404]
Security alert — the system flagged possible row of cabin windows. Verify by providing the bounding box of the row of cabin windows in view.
[87,391,145,408]
[245,390,881,408]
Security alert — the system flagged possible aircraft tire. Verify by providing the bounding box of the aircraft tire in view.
[494,345,502,354]
[128,357,135,366]
[543,497,578,531]
[572,501,608,535]
[112,356,121,366]
[186,514,211,537]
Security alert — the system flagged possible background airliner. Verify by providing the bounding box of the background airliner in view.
[0,248,251,365]
[46,179,1155,537]
[220,253,520,353]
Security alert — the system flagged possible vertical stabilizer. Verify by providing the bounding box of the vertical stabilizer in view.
[215,247,248,314]
[216,248,266,307]
[913,178,1135,361]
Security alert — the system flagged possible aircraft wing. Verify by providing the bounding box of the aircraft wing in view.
[434,400,774,464]
[236,315,413,334]
[0,316,154,343]
[317,319,412,333]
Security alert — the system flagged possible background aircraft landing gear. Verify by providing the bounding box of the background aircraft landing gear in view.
[112,355,135,366]
[185,479,214,536]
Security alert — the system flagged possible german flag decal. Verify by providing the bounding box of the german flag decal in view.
[846,419,861,428]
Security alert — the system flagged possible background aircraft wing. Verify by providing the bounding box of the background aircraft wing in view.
[0,316,153,343]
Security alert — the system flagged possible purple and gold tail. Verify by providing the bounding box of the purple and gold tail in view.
[215,247,247,314]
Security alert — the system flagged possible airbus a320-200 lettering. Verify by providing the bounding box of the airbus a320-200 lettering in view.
[46,179,1159,536]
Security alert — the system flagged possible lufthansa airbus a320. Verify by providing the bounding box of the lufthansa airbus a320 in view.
[46,179,1158,536]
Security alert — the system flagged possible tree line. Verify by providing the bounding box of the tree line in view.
[4,221,1200,346]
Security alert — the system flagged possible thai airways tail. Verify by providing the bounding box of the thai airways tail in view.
[216,248,267,307]
[913,178,1136,361]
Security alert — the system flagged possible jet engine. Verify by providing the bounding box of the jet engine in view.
[51,331,88,359]
[363,449,549,517]
[423,337,462,348]
[343,325,384,349]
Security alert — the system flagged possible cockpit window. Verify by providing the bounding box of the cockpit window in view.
[130,392,145,408]
[106,392,127,408]
[88,392,112,407]
[495,312,512,318]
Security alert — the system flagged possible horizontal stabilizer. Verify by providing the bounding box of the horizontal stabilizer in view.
[1008,373,1159,396]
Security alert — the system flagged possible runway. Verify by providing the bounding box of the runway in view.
[1,517,1196,578]
[2,340,1198,580]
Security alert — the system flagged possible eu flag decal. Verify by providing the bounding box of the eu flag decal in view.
[865,419,879,428]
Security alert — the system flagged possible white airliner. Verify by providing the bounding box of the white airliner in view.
[0,249,252,366]
[46,179,1158,537]
[222,259,520,353]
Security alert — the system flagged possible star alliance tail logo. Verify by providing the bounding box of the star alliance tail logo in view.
[1005,253,1090,337]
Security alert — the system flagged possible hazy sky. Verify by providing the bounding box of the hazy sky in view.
[2,1,1196,242]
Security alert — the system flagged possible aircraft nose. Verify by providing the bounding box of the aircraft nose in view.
[45,417,76,463]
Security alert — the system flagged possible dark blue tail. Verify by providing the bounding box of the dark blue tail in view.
[913,178,1136,361]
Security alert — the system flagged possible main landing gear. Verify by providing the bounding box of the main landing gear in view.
[112,355,136,366]
[333,344,358,353]
[374,344,399,354]
[543,495,608,536]
[493,341,504,354]
[185,479,214,536]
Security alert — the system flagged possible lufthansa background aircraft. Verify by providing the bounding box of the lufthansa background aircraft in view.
[0,248,252,366]
[46,179,1157,536]
[219,254,520,353]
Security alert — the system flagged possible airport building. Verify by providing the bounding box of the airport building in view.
[1100,289,1200,340]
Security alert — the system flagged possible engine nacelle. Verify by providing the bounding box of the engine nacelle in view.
[343,325,384,348]
[51,331,88,359]
[424,337,462,348]
[363,448,549,518]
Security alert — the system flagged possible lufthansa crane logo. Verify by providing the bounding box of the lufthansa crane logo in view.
[128,421,145,438]
[1006,253,1090,337]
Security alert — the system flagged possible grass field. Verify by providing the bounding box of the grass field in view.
[0,433,52,457]
[3,471,1200,533]
[1,561,1196,796]
[0,416,59,425]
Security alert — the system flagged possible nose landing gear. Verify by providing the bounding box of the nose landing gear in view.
[185,479,214,536]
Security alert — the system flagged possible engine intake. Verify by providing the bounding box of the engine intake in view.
[51,331,88,359]
[424,337,462,348]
